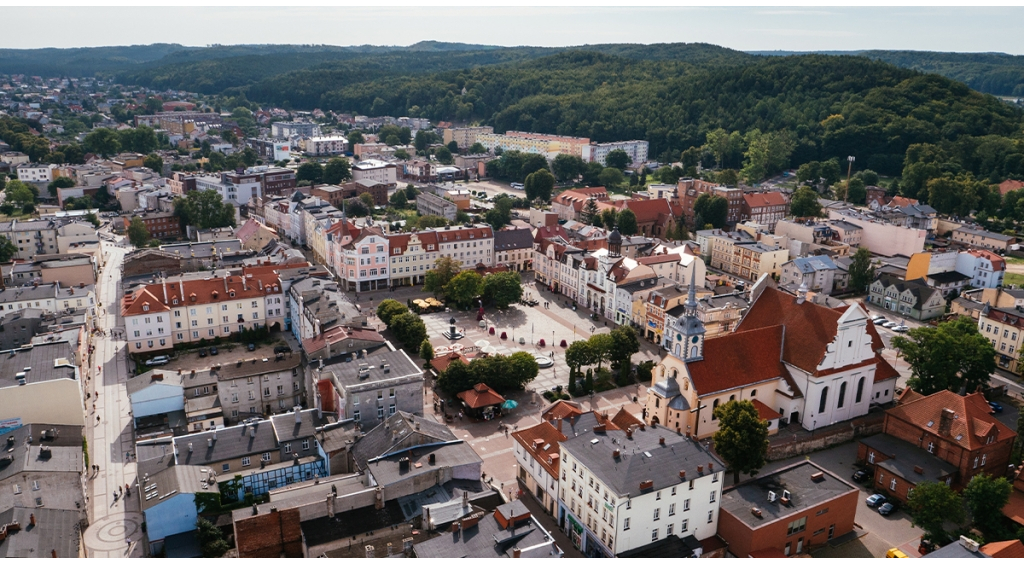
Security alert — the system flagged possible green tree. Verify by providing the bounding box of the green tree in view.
[196,517,230,558]
[447,140,459,154]
[405,185,419,200]
[444,271,483,309]
[600,208,618,231]
[143,153,163,175]
[83,128,120,157]
[598,167,625,190]
[389,191,408,209]
[906,482,965,543]
[485,195,513,230]
[173,189,236,230]
[343,197,369,217]
[608,326,640,370]
[584,370,594,394]
[581,199,601,226]
[566,340,597,381]
[468,142,486,155]
[617,208,638,236]
[296,162,324,184]
[891,316,996,395]
[47,175,75,198]
[376,299,409,326]
[504,351,540,390]
[482,271,523,309]
[860,169,880,186]
[524,168,555,202]
[605,149,632,171]
[84,212,100,228]
[848,247,875,294]
[552,154,586,182]
[741,129,795,184]
[693,193,728,229]
[438,360,479,395]
[434,146,454,165]
[717,169,739,187]
[416,214,448,230]
[790,186,823,218]
[963,474,1013,539]
[413,130,437,152]
[323,157,352,184]
[394,149,410,160]
[424,256,462,295]
[588,333,614,372]
[127,216,150,247]
[0,235,16,262]
[712,400,770,484]
[419,339,435,362]
[846,177,867,204]
[390,311,428,349]
[359,192,376,210]
[581,162,604,186]
[5,180,36,208]
[347,130,365,145]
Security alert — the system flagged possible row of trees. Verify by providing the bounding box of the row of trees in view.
[907,475,1014,544]
[422,257,525,309]
[891,316,995,396]
[376,299,428,351]
[437,351,539,395]
[565,326,640,391]
[296,157,353,185]
[173,189,237,231]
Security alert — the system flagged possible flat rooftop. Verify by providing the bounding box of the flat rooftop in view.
[720,460,856,529]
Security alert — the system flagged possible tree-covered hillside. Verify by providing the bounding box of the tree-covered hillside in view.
[863,50,1024,97]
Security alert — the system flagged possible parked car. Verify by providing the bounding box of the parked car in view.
[274,345,292,354]
[198,349,207,358]
[883,321,900,329]
[247,343,256,351]
[892,325,909,333]
[510,182,524,190]
[851,469,870,483]
[878,502,897,516]
[866,493,887,507]
[210,347,218,356]
[145,355,170,367]
[873,317,888,325]
[989,401,1003,413]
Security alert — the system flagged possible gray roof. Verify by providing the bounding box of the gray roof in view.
[0,507,83,558]
[414,506,560,559]
[789,255,838,273]
[953,297,986,313]
[875,274,940,306]
[560,424,722,498]
[927,271,971,284]
[139,463,219,511]
[494,228,535,252]
[301,500,407,550]
[269,408,336,443]
[720,460,856,528]
[0,308,44,324]
[366,441,481,489]
[126,369,183,396]
[325,348,423,390]
[860,434,957,483]
[899,203,937,218]
[172,419,278,465]
[208,352,302,382]
[922,540,991,559]
[159,238,244,258]
[955,226,1015,242]
[829,220,862,231]
[0,424,85,512]
[0,341,77,388]
[351,411,457,470]
[0,284,57,306]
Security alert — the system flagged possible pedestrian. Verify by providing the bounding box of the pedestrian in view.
[96,416,100,423]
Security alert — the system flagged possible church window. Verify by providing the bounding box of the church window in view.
[818,387,829,414]
[837,382,847,409]
[729,395,735,402]
[855,377,865,403]
[750,389,756,397]
[690,346,698,357]
[712,399,719,420]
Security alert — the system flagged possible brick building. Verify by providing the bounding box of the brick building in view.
[678,178,743,227]
[741,191,789,231]
[124,210,181,239]
[717,461,858,557]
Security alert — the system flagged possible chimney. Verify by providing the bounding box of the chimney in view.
[659,436,665,446]
[52,549,57,558]
[939,408,955,436]
[697,465,703,473]
[708,462,713,472]
[30,513,36,526]
[626,429,632,439]
[223,276,228,293]
[513,547,522,558]
[556,418,562,433]
[162,278,168,304]
[327,494,335,517]
[243,276,248,291]
[913,466,924,475]
[679,470,686,480]
[462,490,469,507]
[365,545,375,558]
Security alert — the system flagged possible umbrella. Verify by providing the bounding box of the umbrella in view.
[502,400,519,410]
[482,346,498,354]
[475,340,490,348]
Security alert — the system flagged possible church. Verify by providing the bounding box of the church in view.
[646,274,899,438]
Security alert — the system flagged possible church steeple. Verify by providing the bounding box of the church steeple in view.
[669,265,705,362]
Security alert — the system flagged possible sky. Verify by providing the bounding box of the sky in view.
[2,6,1024,54]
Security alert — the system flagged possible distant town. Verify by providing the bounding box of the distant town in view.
[2,65,1024,561]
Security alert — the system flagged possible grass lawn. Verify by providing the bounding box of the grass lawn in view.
[1005,256,1024,265]
[1005,272,1024,286]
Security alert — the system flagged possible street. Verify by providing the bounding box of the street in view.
[81,236,145,557]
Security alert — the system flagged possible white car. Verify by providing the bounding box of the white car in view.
[144,355,170,367]
[883,321,900,329]
[510,182,525,190]
[535,355,554,368]
[892,325,910,333]
[872,317,888,325]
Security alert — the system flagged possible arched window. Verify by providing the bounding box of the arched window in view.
[690,346,699,358]
[712,399,720,420]
[682,379,689,391]
[729,395,735,402]
[670,368,678,379]
[855,377,865,403]
[837,382,847,409]
[674,344,681,357]
[818,387,829,414]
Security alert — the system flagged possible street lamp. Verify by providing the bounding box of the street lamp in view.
[844,155,856,202]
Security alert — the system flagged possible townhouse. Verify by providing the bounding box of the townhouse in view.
[707,231,788,282]
[386,229,439,288]
[317,348,425,429]
[326,221,390,293]
[0,219,59,260]
[123,210,181,240]
[780,256,839,295]
[434,224,494,269]
[979,303,1024,374]
[678,178,743,227]
[494,228,535,272]
[741,191,789,230]
[867,275,945,321]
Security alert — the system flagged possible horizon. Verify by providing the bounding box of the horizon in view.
[2,7,1024,55]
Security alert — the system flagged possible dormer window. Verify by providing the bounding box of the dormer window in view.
[229,291,235,297]
[173,298,178,305]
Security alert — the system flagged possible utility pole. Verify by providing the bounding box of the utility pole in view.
[844,155,855,202]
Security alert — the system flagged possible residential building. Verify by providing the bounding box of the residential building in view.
[400,159,436,183]
[663,292,748,343]
[707,231,788,282]
[477,131,590,159]
[717,461,858,557]
[957,249,1006,289]
[137,460,218,556]
[557,418,725,556]
[858,390,1015,499]
[215,353,305,423]
[953,226,1017,252]
[1,219,58,261]
[318,348,425,428]
[315,179,390,207]
[780,256,839,295]
[828,209,926,257]
[302,136,347,156]
[867,275,945,321]
[979,303,1024,374]
[0,339,84,427]
[0,151,30,165]
[327,222,390,293]
[582,140,649,167]
[442,126,494,150]
[741,191,789,230]
[0,308,45,350]
[551,187,609,222]
[678,178,743,227]
[386,229,439,288]
[647,281,899,438]
[415,499,563,558]
[494,228,535,272]
[301,325,386,363]
[235,218,278,252]
[351,160,398,188]
[287,276,347,343]
[245,138,294,162]
[123,210,180,240]
[434,224,494,269]
[15,162,57,183]
[271,121,322,138]
[0,282,94,317]
[416,191,458,221]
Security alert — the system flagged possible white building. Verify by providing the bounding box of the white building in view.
[303,136,348,156]
[351,159,398,188]
[582,140,649,167]
[434,224,494,269]
[956,249,1006,289]
[16,163,57,183]
[557,417,724,556]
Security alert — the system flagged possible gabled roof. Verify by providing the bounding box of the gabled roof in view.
[621,197,673,223]
[541,400,583,421]
[511,421,566,479]
[637,253,680,266]
[981,540,1024,558]
[350,411,457,470]
[493,228,534,251]
[687,325,789,396]
[886,391,1014,451]
[743,191,788,209]
[456,383,505,409]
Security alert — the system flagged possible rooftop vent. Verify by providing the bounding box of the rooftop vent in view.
[810,471,824,482]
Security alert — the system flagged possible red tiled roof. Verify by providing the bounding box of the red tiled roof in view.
[120,287,169,316]
[1000,179,1024,196]
[610,407,644,430]
[542,400,583,421]
[301,325,385,355]
[511,420,566,479]
[623,198,672,223]
[457,383,505,409]
[688,325,789,396]
[637,253,680,266]
[742,191,788,209]
[430,352,469,374]
[122,273,283,317]
[982,540,1024,558]
[435,226,493,243]
[751,399,781,420]
[886,391,1014,451]
[889,196,919,208]
[969,248,1006,272]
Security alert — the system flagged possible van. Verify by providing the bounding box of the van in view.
[510,182,524,190]
[886,548,908,558]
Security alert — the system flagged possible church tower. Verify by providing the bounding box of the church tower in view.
[668,265,705,362]
[607,226,622,258]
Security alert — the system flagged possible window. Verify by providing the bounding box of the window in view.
[787,516,807,535]
[668,503,675,516]
[837,382,847,409]
[890,478,897,490]
[855,377,865,403]
[623,517,630,530]
[653,508,660,521]
[683,498,690,511]
[707,510,713,523]
[982,454,987,466]
[222,463,230,472]
[261,452,271,462]
[651,529,659,542]
[302,439,309,450]
[284,444,291,453]
[242,456,251,467]
[868,451,875,464]
[655,491,660,500]
[709,491,716,503]
[974,456,979,469]
[927,442,935,453]
[680,519,688,532]
[818,386,829,413]
[671,486,676,496]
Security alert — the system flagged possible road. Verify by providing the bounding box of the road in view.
[82,236,145,557]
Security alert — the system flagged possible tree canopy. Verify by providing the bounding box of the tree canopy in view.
[906,481,965,543]
[712,400,770,484]
[424,256,462,295]
[790,186,823,218]
[524,168,555,202]
[323,157,352,184]
[127,216,150,247]
[481,271,523,309]
[173,189,236,230]
[891,316,995,395]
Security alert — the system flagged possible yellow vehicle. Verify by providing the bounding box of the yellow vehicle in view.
[886,548,909,558]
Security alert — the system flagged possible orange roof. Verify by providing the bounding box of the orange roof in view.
[456,383,505,409]
[120,287,169,317]
[435,226,493,243]
[751,399,781,420]
[743,191,788,209]
[637,253,681,266]
[511,420,566,479]
[982,539,1024,558]
[1003,489,1024,526]
[542,400,583,421]
[889,195,919,207]
[121,273,283,317]
[969,248,1006,272]
[301,325,384,354]
[622,198,672,223]
[430,352,469,374]
[886,391,1015,451]
[687,325,789,396]
[999,179,1024,196]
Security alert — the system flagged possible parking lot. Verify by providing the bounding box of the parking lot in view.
[133,332,298,375]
